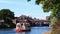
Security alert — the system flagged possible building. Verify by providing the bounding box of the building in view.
[15,15,50,26]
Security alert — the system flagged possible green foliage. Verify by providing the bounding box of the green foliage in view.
[27,0,60,18]
[27,0,60,34]
[0,9,14,20]
[0,9,15,28]
[27,0,30,1]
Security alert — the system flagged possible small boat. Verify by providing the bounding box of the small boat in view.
[16,22,31,32]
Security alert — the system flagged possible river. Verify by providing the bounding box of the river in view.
[0,27,52,34]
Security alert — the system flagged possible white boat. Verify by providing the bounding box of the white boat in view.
[16,23,30,32]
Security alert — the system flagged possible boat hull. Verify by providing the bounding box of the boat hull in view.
[16,30,30,32]
[16,29,22,32]
[22,29,31,32]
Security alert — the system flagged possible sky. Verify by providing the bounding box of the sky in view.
[0,0,51,19]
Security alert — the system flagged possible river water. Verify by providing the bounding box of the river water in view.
[0,27,52,34]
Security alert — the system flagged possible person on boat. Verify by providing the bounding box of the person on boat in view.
[16,23,22,32]
[22,23,26,30]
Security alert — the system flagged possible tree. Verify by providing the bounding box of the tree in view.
[27,0,60,34]
[27,0,60,18]
[0,9,14,19]
[0,9,15,28]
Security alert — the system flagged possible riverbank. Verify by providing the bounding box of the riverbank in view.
[43,30,52,34]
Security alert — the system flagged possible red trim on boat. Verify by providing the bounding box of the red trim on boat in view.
[16,29,22,32]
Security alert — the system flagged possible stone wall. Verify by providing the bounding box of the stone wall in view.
[51,17,60,34]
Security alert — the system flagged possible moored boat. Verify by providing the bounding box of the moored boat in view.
[16,20,31,32]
